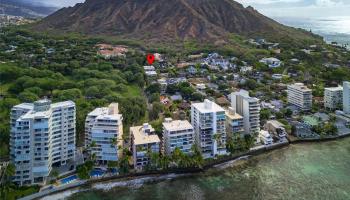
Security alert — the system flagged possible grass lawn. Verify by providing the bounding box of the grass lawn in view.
[122,85,142,98]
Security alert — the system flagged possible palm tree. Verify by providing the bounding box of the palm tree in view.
[213,133,223,147]
[4,163,15,179]
[91,153,97,162]
[1,163,16,199]
[50,169,59,184]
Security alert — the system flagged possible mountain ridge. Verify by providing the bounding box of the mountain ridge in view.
[34,0,321,45]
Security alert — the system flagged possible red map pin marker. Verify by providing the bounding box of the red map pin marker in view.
[147,54,155,65]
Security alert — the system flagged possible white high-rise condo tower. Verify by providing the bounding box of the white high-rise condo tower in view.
[287,83,312,111]
[10,99,76,186]
[324,86,343,110]
[85,103,123,164]
[191,99,227,158]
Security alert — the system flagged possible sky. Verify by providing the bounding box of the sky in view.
[236,0,350,18]
[21,0,350,19]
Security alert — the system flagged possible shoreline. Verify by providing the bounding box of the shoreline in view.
[19,133,350,200]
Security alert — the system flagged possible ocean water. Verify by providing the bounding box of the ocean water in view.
[63,138,350,200]
[276,16,350,46]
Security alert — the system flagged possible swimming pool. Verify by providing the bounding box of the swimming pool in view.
[60,175,77,184]
[90,169,104,177]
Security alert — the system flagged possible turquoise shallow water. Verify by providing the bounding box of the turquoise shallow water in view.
[69,138,350,200]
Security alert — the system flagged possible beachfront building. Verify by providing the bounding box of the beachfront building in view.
[287,83,312,111]
[264,120,287,139]
[225,107,244,138]
[324,86,343,110]
[343,81,350,114]
[10,99,76,186]
[85,103,123,164]
[191,99,227,158]
[162,118,195,156]
[130,123,160,170]
[230,90,260,134]
[259,130,273,145]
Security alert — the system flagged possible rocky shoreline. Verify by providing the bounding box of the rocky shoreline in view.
[19,133,350,200]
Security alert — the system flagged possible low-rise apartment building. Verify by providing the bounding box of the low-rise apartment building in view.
[130,123,160,170]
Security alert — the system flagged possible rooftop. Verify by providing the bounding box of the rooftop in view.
[288,83,312,92]
[88,103,121,120]
[51,101,75,108]
[131,124,160,145]
[192,99,225,113]
[231,90,259,102]
[325,86,343,92]
[13,103,34,110]
[15,100,75,119]
[163,118,193,131]
[225,107,243,120]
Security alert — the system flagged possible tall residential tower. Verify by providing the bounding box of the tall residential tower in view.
[85,103,123,164]
[287,83,312,111]
[230,90,260,134]
[10,99,76,186]
[191,99,227,158]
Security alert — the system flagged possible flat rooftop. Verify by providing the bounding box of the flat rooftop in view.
[325,86,343,92]
[225,110,243,120]
[288,83,312,92]
[131,125,160,145]
[192,99,225,113]
[163,119,193,131]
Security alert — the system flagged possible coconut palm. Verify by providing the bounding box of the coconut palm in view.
[213,133,223,147]
[50,169,59,183]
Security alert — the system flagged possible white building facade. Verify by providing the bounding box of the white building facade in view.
[324,86,343,110]
[230,90,260,134]
[287,83,312,111]
[85,103,123,164]
[162,118,195,156]
[10,99,76,186]
[191,99,227,158]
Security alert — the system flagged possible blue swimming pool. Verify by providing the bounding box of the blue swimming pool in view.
[60,175,77,184]
[90,169,104,177]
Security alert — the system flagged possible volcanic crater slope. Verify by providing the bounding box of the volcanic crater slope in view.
[35,0,319,43]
